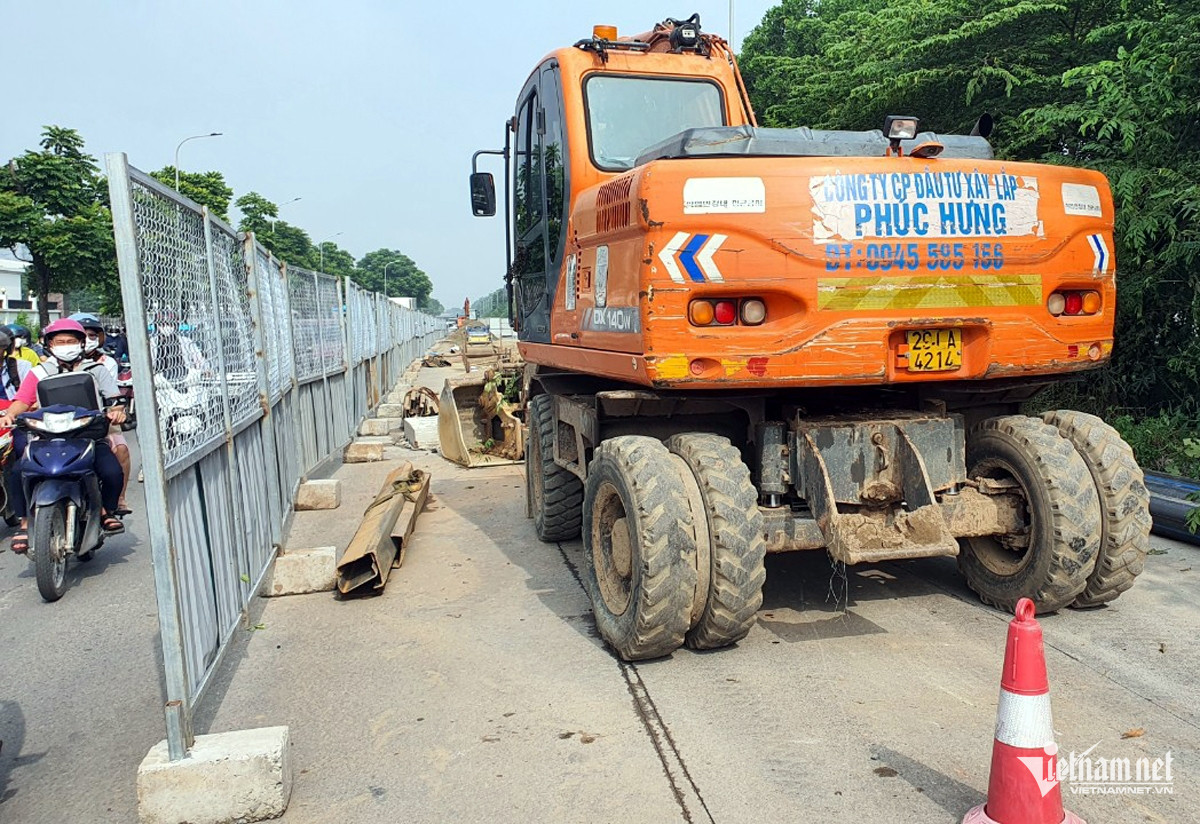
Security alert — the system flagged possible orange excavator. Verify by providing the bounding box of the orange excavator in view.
[469,15,1150,661]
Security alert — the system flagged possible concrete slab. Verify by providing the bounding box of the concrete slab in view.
[344,440,385,463]
[359,417,400,436]
[402,416,440,450]
[262,547,336,597]
[376,403,404,418]
[136,726,292,824]
[293,479,341,511]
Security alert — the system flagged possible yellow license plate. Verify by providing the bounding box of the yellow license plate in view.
[905,328,962,372]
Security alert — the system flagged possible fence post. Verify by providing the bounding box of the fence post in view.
[105,152,194,760]
[243,235,285,545]
[201,208,253,601]
[339,277,355,436]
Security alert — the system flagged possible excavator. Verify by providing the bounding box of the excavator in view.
[468,15,1151,661]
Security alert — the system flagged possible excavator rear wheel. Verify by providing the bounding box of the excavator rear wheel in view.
[527,394,583,542]
[958,415,1101,613]
[666,434,767,650]
[1043,411,1152,608]
[583,436,696,661]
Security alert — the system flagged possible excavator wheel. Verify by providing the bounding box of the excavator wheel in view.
[527,394,583,542]
[958,415,1101,613]
[665,434,766,650]
[582,436,696,661]
[1043,411,1152,607]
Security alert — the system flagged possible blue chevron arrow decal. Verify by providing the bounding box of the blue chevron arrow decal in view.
[679,233,709,282]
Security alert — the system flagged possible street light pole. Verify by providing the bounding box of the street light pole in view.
[383,259,401,298]
[318,231,343,273]
[173,132,223,190]
[268,196,302,235]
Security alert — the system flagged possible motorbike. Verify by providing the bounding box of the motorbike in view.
[19,372,114,602]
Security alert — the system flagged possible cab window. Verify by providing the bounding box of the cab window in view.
[585,76,725,171]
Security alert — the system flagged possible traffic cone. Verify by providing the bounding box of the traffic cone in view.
[962,598,1086,824]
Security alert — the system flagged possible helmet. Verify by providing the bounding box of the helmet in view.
[69,312,105,336]
[42,318,87,343]
[3,323,31,342]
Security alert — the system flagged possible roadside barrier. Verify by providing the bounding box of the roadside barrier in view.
[105,153,440,760]
[962,598,1086,824]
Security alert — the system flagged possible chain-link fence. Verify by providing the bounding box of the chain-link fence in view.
[107,153,442,761]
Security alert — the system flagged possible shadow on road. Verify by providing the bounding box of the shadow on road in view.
[0,700,46,806]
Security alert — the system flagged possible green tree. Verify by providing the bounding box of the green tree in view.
[150,166,234,220]
[356,249,433,307]
[423,297,445,316]
[0,126,117,326]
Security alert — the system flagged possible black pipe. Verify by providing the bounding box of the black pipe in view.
[1145,470,1200,545]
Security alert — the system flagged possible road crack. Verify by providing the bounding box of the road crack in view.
[555,540,715,823]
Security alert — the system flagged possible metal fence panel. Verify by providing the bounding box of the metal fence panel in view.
[107,152,446,761]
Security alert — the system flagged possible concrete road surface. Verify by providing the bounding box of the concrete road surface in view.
[2,423,1197,822]
[197,445,1197,824]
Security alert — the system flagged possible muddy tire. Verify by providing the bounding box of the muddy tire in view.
[583,436,696,660]
[527,394,583,542]
[1043,411,1152,607]
[958,416,1101,613]
[666,434,766,650]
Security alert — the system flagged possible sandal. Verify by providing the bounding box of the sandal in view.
[115,504,133,517]
[101,515,125,535]
[10,532,28,554]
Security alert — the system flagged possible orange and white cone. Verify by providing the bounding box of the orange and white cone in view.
[962,598,1086,824]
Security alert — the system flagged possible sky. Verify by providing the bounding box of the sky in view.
[2,0,779,311]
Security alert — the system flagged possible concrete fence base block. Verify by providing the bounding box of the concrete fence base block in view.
[376,403,405,418]
[359,417,400,436]
[262,547,336,596]
[137,726,292,824]
[344,439,387,463]
[293,479,341,511]
[403,416,442,450]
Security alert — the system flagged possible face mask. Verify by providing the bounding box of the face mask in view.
[14,337,25,349]
[85,338,101,353]
[51,343,83,362]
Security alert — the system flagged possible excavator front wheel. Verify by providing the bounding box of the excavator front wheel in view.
[582,436,696,661]
[958,415,1101,613]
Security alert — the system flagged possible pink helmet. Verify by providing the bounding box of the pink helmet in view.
[42,318,87,342]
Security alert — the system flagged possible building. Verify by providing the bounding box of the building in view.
[0,260,62,325]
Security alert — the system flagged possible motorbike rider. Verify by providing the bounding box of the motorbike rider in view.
[3,324,42,368]
[72,313,132,515]
[105,323,129,362]
[0,328,32,401]
[0,319,127,553]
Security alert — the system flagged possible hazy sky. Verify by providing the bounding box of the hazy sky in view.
[3,1,778,310]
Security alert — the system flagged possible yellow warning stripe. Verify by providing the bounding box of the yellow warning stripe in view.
[817,274,1042,312]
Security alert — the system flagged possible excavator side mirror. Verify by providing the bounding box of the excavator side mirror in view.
[470,172,496,217]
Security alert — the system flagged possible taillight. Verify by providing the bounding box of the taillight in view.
[689,300,715,325]
[688,298,766,327]
[741,299,767,325]
[1048,290,1100,317]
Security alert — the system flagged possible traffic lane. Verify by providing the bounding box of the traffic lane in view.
[0,441,162,824]
[610,543,1196,823]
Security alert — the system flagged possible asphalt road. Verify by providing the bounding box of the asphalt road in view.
[0,442,163,824]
